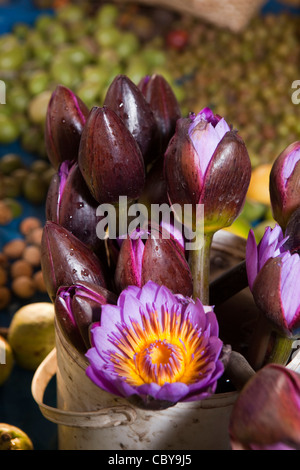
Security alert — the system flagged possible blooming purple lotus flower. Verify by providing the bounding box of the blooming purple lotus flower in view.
[229,364,300,450]
[86,281,224,408]
[270,141,300,230]
[246,224,288,291]
[164,107,251,233]
[114,226,192,297]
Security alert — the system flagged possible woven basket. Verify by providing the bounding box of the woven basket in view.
[115,0,267,32]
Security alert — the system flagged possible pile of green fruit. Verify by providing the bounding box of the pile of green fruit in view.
[0,2,299,167]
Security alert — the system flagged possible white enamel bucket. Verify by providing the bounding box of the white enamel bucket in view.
[31,231,300,450]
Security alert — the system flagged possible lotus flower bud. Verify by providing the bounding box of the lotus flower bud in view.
[41,221,108,301]
[138,74,181,155]
[55,281,117,351]
[45,85,89,169]
[46,160,104,256]
[252,251,300,339]
[78,106,145,204]
[246,224,288,291]
[114,225,193,297]
[164,108,251,234]
[285,207,300,253]
[103,74,159,165]
[270,142,300,231]
[229,364,300,450]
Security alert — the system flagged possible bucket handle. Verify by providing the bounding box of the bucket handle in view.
[31,348,137,429]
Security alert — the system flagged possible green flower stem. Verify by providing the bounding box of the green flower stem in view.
[266,334,294,366]
[247,312,294,369]
[189,232,213,304]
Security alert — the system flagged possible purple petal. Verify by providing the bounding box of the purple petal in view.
[282,146,300,186]
[97,304,121,332]
[280,253,300,325]
[156,382,190,402]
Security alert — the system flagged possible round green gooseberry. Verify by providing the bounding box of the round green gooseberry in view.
[125,59,149,85]
[34,14,54,34]
[8,87,29,112]
[76,81,101,107]
[141,47,167,67]
[0,154,23,175]
[44,20,69,45]
[96,4,119,27]
[13,23,30,40]
[60,44,92,67]
[50,59,80,89]
[0,47,25,71]
[0,114,19,144]
[27,70,49,96]
[94,26,121,48]
[115,32,140,60]
[32,42,53,65]
[56,4,83,23]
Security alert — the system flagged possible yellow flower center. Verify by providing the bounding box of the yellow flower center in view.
[109,309,208,387]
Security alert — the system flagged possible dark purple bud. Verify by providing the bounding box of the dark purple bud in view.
[270,141,300,230]
[78,106,145,204]
[45,85,89,170]
[55,281,117,351]
[114,225,193,297]
[55,291,87,353]
[138,74,181,154]
[103,74,159,165]
[229,364,300,450]
[46,160,104,256]
[41,221,108,301]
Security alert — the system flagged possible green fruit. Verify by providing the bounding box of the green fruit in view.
[28,90,51,125]
[96,4,119,27]
[22,172,48,204]
[0,336,14,386]
[0,114,20,143]
[0,153,23,175]
[8,303,55,371]
[27,70,49,95]
[0,423,33,450]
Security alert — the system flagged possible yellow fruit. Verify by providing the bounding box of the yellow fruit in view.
[247,164,272,205]
[28,90,52,124]
[0,423,33,450]
[224,217,252,239]
[0,336,14,386]
[8,302,55,370]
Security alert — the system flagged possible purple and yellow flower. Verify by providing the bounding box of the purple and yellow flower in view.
[229,364,300,450]
[164,107,251,233]
[246,224,288,291]
[86,281,224,408]
[270,141,300,230]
